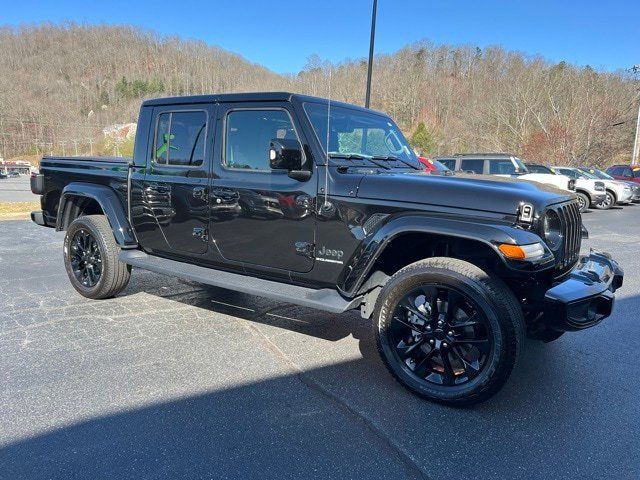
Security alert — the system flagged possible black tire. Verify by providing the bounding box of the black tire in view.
[575,192,589,212]
[63,215,131,299]
[374,257,524,406]
[594,191,615,210]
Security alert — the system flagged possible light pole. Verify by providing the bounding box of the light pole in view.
[633,65,640,165]
[633,99,640,165]
[364,0,378,108]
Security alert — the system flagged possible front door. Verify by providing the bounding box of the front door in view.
[140,104,215,256]
[209,103,316,273]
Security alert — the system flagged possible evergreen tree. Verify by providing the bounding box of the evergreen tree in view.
[410,122,434,154]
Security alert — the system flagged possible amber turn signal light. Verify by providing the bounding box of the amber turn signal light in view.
[498,242,546,261]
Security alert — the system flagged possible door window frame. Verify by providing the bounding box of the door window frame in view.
[221,106,306,174]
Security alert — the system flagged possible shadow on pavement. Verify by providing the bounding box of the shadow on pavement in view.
[3,281,639,480]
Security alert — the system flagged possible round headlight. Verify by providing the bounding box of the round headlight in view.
[543,210,563,250]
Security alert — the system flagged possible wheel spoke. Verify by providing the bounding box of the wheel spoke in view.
[445,290,463,321]
[413,348,436,378]
[450,314,481,329]
[399,299,430,323]
[397,338,426,359]
[392,315,422,333]
[440,350,456,385]
[450,346,481,374]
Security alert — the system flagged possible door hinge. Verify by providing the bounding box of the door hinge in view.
[192,227,209,242]
[295,241,315,258]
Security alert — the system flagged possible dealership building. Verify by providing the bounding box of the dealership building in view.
[0,159,32,175]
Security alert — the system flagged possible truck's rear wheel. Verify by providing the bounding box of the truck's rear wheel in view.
[374,258,524,406]
[63,215,131,299]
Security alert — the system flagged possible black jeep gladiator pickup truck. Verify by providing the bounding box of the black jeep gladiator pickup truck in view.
[30,93,623,405]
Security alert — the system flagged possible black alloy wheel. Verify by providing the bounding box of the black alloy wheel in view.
[63,215,131,299]
[374,257,524,406]
[69,229,103,287]
[388,285,491,387]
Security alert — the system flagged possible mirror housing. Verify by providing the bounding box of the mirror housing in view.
[269,139,310,181]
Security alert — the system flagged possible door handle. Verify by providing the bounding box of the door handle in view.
[192,186,208,201]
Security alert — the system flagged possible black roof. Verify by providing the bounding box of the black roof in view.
[141,92,386,115]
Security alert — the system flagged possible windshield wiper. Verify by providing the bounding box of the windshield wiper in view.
[370,155,421,171]
[328,153,390,170]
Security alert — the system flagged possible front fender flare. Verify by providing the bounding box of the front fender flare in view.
[56,182,137,248]
[338,214,545,296]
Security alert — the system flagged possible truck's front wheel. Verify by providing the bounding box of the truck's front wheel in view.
[374,258,524,406]
[63,215,131,299]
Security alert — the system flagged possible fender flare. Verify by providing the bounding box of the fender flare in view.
[338,214,546,296]
[56,182,137,248]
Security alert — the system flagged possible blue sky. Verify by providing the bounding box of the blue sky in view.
[3,0,638,74]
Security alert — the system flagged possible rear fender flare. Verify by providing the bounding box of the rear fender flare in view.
[56,183,137,248]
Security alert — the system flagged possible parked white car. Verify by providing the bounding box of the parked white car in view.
[435,154,575,191]
[552,166,632,210]
[525,164,605,212]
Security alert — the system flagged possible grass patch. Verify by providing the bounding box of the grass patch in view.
[0,201,40,218]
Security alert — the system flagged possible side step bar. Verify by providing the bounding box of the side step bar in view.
[119,250,362,314]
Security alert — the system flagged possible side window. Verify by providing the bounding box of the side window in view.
[224,109,299,171]
[622,167,633,177]
[154,111,207,167]
[607,166,621,175]
[557,168,576,179]
[460,159,484,174]
[488,160,517,174]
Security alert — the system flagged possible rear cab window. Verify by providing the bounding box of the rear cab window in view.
[154,111,207,167]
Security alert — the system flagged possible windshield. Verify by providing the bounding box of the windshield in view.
[584,168,613,180]
[303,102,420,168]
[526,164,552,174]
[578,170,598,180]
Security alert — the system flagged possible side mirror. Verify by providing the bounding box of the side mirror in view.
[269,139,310,181]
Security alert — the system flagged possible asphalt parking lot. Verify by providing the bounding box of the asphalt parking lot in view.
[1,202,639,479]
[0,176,34,203]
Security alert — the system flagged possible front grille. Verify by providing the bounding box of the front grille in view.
[553,201,582,271]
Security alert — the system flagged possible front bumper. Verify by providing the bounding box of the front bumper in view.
[543,252,623,331]
[619,190,634,204]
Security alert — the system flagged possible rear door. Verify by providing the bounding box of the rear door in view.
[140,103,215,256]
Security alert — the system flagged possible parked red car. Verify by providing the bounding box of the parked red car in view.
[417,156,452,175]
[606,164,640,184]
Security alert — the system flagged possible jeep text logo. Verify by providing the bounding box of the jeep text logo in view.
[318,246,343,259]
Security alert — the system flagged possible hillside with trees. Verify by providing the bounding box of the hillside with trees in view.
[0,23,637,166]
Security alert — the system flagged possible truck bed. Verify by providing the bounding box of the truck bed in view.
[38,155,131,226]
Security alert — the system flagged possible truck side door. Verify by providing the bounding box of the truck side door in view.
[138,103,215,256]
[209,102,316,273]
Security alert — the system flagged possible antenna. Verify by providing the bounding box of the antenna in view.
[323,66,332,208]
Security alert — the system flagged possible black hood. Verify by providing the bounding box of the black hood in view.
[356,171,572,215]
